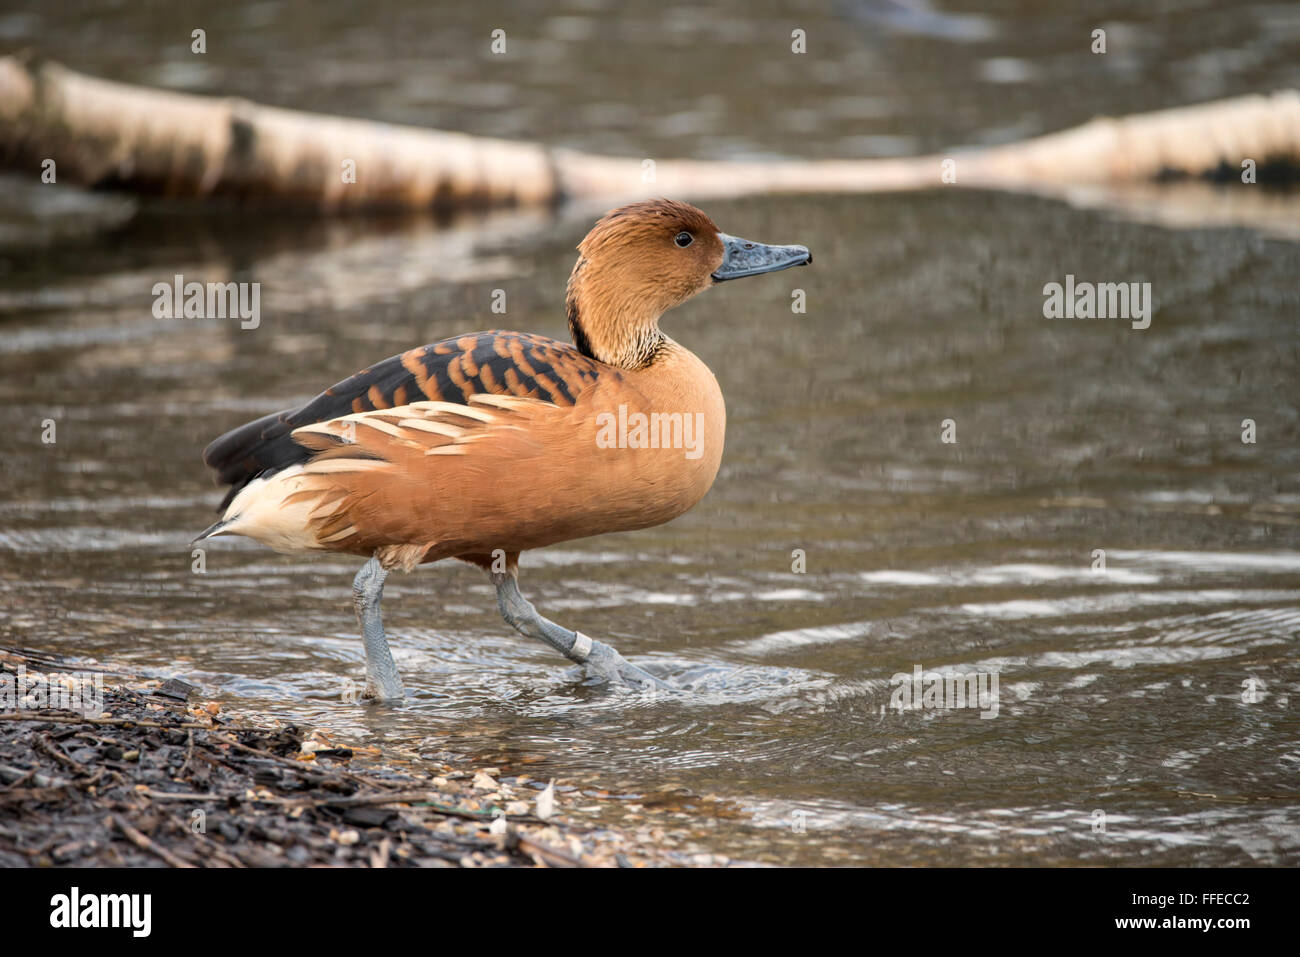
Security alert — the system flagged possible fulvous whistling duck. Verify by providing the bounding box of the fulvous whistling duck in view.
[196,199,811,700]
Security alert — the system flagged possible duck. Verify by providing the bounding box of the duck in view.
[196,199,811,701]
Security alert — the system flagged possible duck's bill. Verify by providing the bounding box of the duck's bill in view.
[711,233,813,282]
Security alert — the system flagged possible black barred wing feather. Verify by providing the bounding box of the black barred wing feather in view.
[202,331,604,509]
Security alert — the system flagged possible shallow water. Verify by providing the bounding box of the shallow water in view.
[3,0,1300,865]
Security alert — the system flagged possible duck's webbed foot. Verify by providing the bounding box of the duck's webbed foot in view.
[490,564,669,692]
[579,638,671,691]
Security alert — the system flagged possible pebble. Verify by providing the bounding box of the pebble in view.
[536,780,556,820]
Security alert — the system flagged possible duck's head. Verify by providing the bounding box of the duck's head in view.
[566,199,811,369]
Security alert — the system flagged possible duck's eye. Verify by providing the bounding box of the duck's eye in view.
[674,231,694,248]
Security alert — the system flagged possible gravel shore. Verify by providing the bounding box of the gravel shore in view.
[0,647,724,868]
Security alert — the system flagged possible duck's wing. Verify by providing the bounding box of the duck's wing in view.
[258,392,574,564]
[211,393,567,567]
[202,331,604,510]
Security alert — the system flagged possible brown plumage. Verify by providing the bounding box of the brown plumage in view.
[197,199,811,699]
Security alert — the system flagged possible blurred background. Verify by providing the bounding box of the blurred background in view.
[1,0,1298,865]
[6,0,1300,159]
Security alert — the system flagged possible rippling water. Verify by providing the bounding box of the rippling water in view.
[2,0,1299,865]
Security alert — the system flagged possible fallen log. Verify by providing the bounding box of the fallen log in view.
[1,55,1298,212]
[0,56,556,211]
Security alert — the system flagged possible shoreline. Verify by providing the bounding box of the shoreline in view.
[0,647,736,868]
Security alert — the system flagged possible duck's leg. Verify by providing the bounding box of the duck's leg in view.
[353,556,405,701]
[489,565,668,691]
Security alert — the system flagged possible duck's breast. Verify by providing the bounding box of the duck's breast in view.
[575,343,726,530]
[437,346,725,555]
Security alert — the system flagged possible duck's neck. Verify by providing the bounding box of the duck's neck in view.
[565,256,668,370]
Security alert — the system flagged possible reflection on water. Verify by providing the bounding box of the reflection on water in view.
[2,0,1299,865]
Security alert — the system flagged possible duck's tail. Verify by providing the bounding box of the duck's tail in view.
[190,518,232,546]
